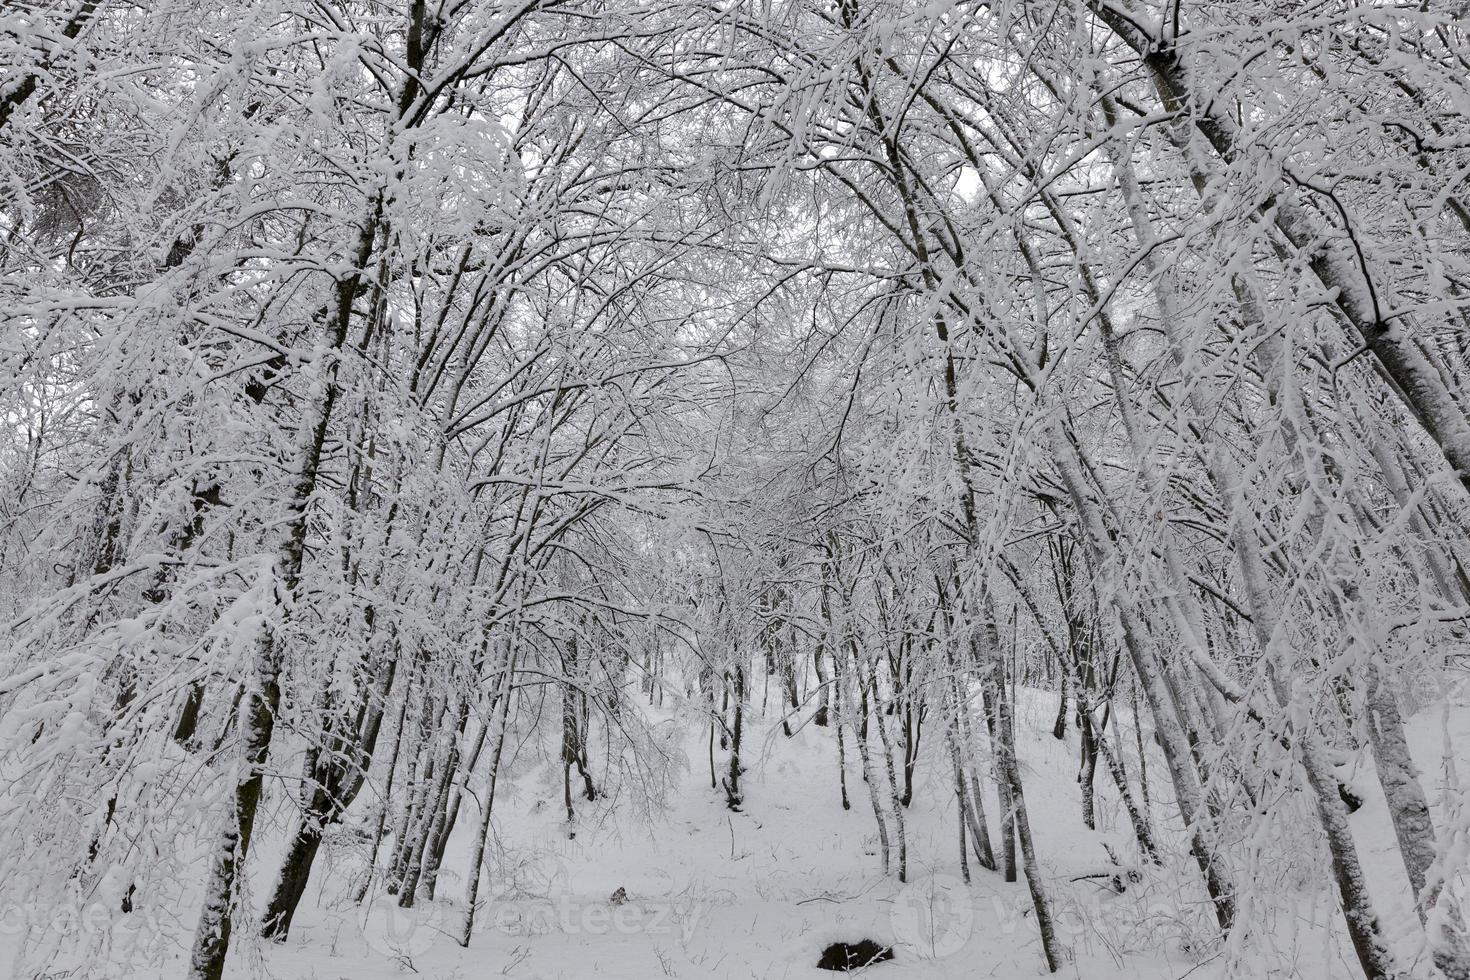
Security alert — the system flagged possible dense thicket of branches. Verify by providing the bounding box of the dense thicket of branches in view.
[2,0,1468,977]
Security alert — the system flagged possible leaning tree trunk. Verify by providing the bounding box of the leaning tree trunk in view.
[354,650,415,905]
[1008,559,1160,865]
[188,362,347,978]
[459,654,517,948]
[1052,426,1237,934]
[1367,665,1470,979]
[942,629,996,871]
[188,671,280,980]
[422,700,496,901]
[949,727,995,873]
[399,704,461,906]
[1223,480,1401,980]
[1084,0,1470,505]
[261,647,397,938]
[185,140,386,975]
[1099,110,1403,977]
[388,692,441,896]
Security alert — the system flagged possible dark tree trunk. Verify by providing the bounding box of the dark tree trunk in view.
[1079,705,1098,830]
[723,663,745,810]
[260,823,324,940]
[1053,670,1068,740]
[173,682,206,747]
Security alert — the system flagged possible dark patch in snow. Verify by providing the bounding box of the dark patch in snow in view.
[816,940,894,971]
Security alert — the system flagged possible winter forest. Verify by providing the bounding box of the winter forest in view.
[3,0,1470,977]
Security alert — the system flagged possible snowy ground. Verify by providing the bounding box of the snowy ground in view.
[224,693,1196,980]
[5,687,1468,979]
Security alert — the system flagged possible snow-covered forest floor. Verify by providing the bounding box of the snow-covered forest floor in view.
[9,683,1468,980]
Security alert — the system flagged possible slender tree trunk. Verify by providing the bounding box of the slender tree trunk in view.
[399,726,458,906]
[1079,703,1097,830]
[388,696,436,895]
[424,704,494,901]
[958,783,971,883]
[834,650,852,810]
[1132,679,1152,818]
[1053,669,1068,741]
[813,639,831,727]
[1228,497,1400,980]
[1086,1,1470,504]
[1367,665,1470,979]
[1009,557,1160,865]
[1101,112,1402,975]
[950,725,995,872]
[355,658,414,905]
[1094,709,1160,865]
[868,661,908,883]
[562,679,580,834]
[1052,426,1236,933]
[187,174,384,979]
[724,661,745,810]
[848,652,890,873]
[459,659,516,948]
[981,605,1062,972]
[976,633,1017,883]
[262,651,397,938]
[708,718,717,790]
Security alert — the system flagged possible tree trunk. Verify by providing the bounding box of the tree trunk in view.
[1086,1,1470,504]
[1079,702,1097,830]
[1100,108,1403,975]
[868,661,908,882]
[724,661,745,810]
[459,659,516,948]
[848,652,890,874]
[1367,665,1470,979]
[188,676,279,980]
[1053,670,1068,741]
[186,179,383,979]
[263,651,397,938]
[813,640,831,727]
[976,633,1017,883]
[1052,426,1236,933]
[982,606,1062,972]
[259,822,324,940]
[833,649,852,810]
[950,726,995,872]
